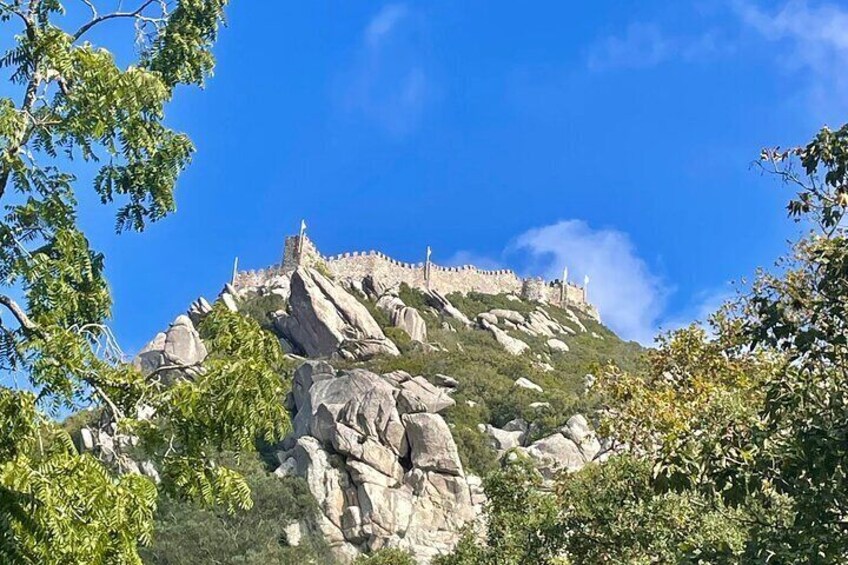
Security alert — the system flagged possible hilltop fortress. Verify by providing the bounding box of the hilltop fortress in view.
[233,230,599,321]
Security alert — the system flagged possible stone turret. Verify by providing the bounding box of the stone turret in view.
[521,278,547,303]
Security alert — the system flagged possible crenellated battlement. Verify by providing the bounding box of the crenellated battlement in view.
[233,233,599,320]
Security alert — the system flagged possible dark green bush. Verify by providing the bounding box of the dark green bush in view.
[445,292,536,318]
[383,326,413,352]
[354,548,416,564]
[140,454,329,564]
[397,283,431,312]
[236,292,287,333]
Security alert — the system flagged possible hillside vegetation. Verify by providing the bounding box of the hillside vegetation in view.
[130,284,642,562]
[349,287,643,475]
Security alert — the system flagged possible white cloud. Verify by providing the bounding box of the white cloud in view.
[587,23,728,71]
[339,4,434,137]
[588,23,671,70]
[735,0,848,55]
[365,4,408,46]
[512,220,669,345]
[438,220,737,345]
[733,0,848,120]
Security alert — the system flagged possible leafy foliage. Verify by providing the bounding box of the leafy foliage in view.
[140,453,329,564]
[136,305,293,512]
[438,124,848,565]
[354,547,416,565]
[438,446,748,565]
[236,291,287,333]
[588,124,848,563]
[556,455,747,564]
[0,1,303,562]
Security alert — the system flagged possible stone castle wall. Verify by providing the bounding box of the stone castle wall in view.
[233,235,597,318]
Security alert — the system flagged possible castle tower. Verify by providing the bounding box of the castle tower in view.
[282,235,301,272]
[521,278,547,303]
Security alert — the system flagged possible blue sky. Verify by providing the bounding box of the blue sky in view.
[15,0,848,347]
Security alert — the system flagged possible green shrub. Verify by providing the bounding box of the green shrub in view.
[384,326,413,352]
[236,292,287,333]
[355,547,416,564]
[445,292,536,318]
[313,261,334,280]
[451,424,499,477]
[140,454,329,564]
[398,283,430,312]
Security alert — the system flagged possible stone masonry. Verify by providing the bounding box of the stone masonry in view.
[234,234,599,320]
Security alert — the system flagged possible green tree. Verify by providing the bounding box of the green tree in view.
[140,453,329,565]
[435,457,564,565]
[440,125,848,565]
[0,2,292,562]
[556,455,747,564]
[595,124,848,563]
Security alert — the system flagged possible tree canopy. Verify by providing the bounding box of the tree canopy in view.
[439,124,848,564]
[0,2,293,562]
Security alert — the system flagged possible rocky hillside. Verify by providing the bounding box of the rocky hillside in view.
[74,266,642,564]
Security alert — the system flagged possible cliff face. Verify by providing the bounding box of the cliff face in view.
[99,258,641,564]
[226,265,637,562]
[276,361,482,562]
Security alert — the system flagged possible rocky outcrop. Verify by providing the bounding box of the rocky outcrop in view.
[276,362,478,563]
[423,290,471,327]
[279,268,399,360]
[481,424,525,453]
[403,413,463,476]
[514,377,543,392]
[479,318,529,356]
[76,408,160,483]
[376,292,428,343]
[391,307,428,343]
[219,283,240,312]
[187,296,212,326]
[361,274,388,301]
[133,315,207,379]
[515,414,601,481]
[547,338,569,352]
[480,306,582,340]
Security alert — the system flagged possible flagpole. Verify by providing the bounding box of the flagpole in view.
[298,219,307,257]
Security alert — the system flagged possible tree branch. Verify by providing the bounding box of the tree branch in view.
[0,294,37,333]
[90,381,126,420]
[146,362,203,381]
[0,1,30,26]
[72,0,157,41]
[77,0,97,19]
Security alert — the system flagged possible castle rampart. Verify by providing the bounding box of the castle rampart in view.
[233,234,599,320]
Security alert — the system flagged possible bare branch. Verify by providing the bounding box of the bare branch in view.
[72,0,158,41]
[146,362,203,381]
[0,293,37,333]
[78,0,97,19]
